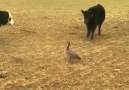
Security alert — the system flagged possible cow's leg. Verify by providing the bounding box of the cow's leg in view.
[86,26,90,38]
[98,23,102,35]
[87,29,90,38]
[91,29,95,40]
[91,26,97,40]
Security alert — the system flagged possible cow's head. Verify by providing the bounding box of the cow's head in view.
[81,10,93,24]
[8,11,14,25]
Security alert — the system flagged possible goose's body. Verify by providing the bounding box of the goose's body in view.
[66,41,81,60]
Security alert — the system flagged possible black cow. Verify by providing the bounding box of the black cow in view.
[81,4,105,40]
[0,10,14,26]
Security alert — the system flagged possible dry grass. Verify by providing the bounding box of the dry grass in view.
[0,0,129,90]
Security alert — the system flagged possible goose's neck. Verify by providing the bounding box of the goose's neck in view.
[67,42,70,50]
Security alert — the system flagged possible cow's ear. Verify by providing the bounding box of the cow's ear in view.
[81,10,85,14]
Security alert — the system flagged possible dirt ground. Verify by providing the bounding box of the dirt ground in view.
[0,0,129,90]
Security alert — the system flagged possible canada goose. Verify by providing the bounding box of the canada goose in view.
[66,41,81,60]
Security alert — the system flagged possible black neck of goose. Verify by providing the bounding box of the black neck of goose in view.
[67,42,70,50]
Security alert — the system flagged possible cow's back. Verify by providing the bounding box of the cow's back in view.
[88,4,105,24]
[97,4,105,23]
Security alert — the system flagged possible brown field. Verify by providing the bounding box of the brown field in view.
[0,0,129,90]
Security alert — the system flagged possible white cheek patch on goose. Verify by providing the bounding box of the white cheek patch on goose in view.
[8,11,14,25]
